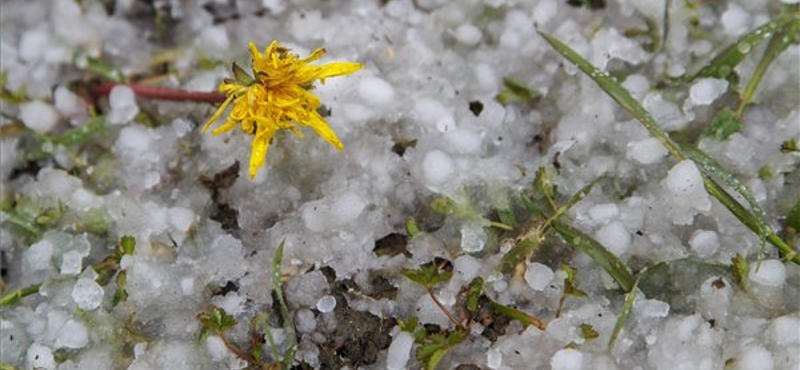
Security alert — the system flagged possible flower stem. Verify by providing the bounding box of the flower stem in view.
[93,82,226,103]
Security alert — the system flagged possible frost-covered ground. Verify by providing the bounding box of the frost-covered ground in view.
[1,0,800,369]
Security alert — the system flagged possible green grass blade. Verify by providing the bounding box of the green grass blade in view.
[734,15,800,117]
[538,31,685,160]
[608,276,639,350]
[540,31,800,265]
[272,240,297,367]
[552,220,636,292]
[487,296,546,330]
[690,14,794,81]
[499,237,541,274]
[44,116,107,146]
[500,180,597,273]
[680,145,770,243]
[0,284,41,307]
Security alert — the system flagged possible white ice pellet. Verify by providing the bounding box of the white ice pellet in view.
[780,0,800,3]
[204,336,230,361]
[54,85,86,118]
[422,150,454,186]
[316,295,337,313]
[663,160,711,224]
[453,255,482,282]
[459,222,487,253]
[635,298,670,318]
[551,349,584,370]
[60,251,84,276]
[386,331,413,370]
[358,77,396,106]
[107,85,139,125]
[688,230,719,258]
[444,128,482,154]
[55,319,89,349]
[23,239,54,272]
[767,316,800,345]
[588,203,620,224]
[453,24,482,45]
[196,25,230,54]
[524,262,554,291]
[26,343,56,370]
[594,221,631,257]
[19,27,50,62]
[622,74,650,100]
[721,4,750,37]
[330,192,366,224]
[628,137,668,165]
[69,188,103,210]
[487,347,503,369]
[749,260,787,287]
[533,0,558,26]
[180,277,195,295]
[738,345,774,370]
[295,309,317,334]
[689,78,729,106]
[414,98,450,128]
[20,100,60,133]
[168,207,195,232]
[72,277,104,310]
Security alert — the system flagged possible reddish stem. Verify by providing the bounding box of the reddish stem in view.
[427,287,467,330]
[93,81,226,103]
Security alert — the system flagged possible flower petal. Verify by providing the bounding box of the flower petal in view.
[303,111,344,151]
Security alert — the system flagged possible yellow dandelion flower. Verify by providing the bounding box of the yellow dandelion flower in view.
[203,40,362,179]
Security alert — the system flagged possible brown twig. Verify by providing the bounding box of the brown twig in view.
[427,287,468,330]
[93,81,226,103]
[218,333,257,365]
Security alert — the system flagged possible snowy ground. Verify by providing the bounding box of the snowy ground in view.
[1,0,799,369]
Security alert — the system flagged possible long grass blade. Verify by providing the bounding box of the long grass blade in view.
[552,220,636,292]
[608,276,639,350]
[690,14,794,81]
[539,31,800,265]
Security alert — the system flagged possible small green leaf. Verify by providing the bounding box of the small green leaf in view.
[786,199,800,232]
[758,166,774,180]
[232,62,255,85]
[466,277,484,313]
[406,217,421,238]
[496,208,517,228]
[731,254,749,290]
[430,197,457,215]
[703,108,742,140]
[112,271,128,305]
[197,306,237,341]
[416,330,468,370]
[781,139,799,153]
[120,236,136,255]
[489,299,546,330]
[495,77,541,105]
[579,323,599,340]
[397,316,419,333]
[609,276,639,350]
[402,263,453,288]
[562,265,588,298]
